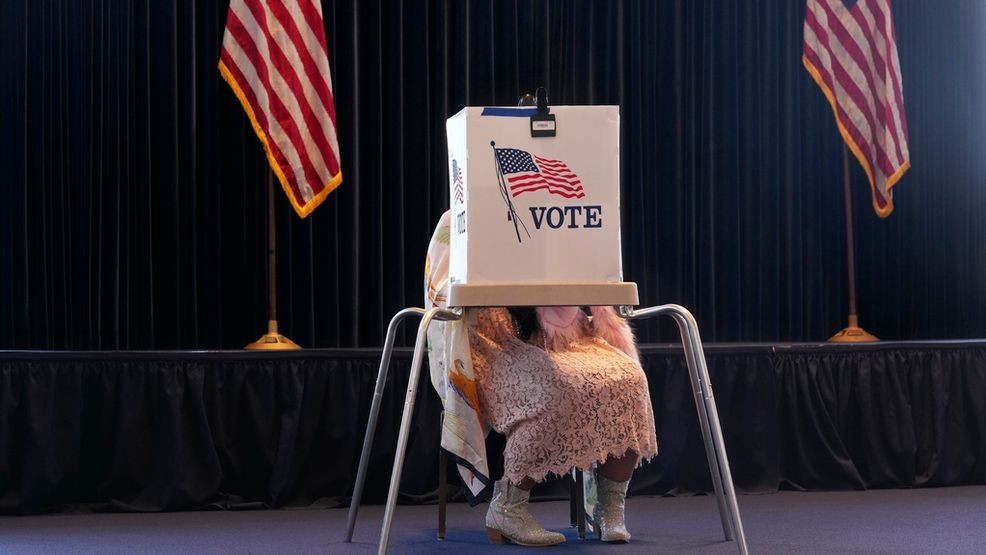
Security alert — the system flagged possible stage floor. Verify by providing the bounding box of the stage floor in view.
[3,486,985,554]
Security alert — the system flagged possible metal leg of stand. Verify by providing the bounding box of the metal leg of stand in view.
[377,306,461,555]
[673,313,733,540]
[621,304,749,555]
[673,309,748,554]
[438,411,447,541]
[345,307,426,543]
[677,310,748,555]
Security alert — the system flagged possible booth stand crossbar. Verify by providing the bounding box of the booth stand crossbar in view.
[344,298,748,555]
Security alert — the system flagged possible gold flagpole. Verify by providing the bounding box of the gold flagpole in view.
[829,144,877,342]
[246,169,301,350]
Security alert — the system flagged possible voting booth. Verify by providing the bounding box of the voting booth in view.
[345,102,748,555]
[444,105,638,307]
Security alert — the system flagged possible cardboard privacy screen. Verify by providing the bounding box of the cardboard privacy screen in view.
[446,105,623,288]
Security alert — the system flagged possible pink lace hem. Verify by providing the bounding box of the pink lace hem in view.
[469,308,659,485]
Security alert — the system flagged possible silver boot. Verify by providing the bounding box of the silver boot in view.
[593,474,631,543]
[485,479,566,546]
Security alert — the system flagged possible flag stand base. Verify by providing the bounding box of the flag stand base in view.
[245,320,302,350]
[828,314,878,343]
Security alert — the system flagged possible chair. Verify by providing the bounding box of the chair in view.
[343,284,749,555]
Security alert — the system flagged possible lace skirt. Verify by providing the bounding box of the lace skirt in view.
[469,308,658,483]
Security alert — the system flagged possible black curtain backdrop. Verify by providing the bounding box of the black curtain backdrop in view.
[2,1,985,350]
[3,343,985,513]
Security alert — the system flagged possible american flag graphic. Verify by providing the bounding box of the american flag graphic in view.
[452,160,464,205]
[494,148,585,199]
[803,0,909,217]
[219,0,342,218]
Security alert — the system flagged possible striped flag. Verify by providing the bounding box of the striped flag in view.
[494,148,585,199]
[219,0,342,218]
[803,0,909,217]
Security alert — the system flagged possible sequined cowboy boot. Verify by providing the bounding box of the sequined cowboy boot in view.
[593,474,631,543]
[485,479,566,546]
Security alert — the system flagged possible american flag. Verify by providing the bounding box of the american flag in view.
[219,0,342,218]
[494,148,585,199]
[803,0,909,217]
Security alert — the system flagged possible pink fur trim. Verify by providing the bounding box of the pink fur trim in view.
[590,306,640,364]
[536,307,583,351]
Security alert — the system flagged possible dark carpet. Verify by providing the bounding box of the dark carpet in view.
[2,486,984,554]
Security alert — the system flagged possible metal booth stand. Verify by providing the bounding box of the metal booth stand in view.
[343,282,749,555]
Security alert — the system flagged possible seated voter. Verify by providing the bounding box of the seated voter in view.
[425,210,657,546]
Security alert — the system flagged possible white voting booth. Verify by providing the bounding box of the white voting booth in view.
[445,105,632,304]
[345,104,748,555]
